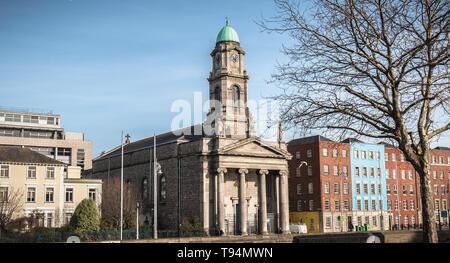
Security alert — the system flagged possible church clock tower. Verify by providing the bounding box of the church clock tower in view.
[206,18,255,138]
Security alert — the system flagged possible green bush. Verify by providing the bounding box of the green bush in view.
[70,199,100,232]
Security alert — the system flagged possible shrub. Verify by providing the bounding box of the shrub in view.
[70,199,100,232]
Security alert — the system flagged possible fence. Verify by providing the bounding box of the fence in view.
[0,228,206,243]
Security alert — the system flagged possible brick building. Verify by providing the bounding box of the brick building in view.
[288,136,449,233]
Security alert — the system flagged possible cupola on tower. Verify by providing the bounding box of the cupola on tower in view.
[206,18,255,138]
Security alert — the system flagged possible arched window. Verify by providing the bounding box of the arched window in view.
[142,178,148,200]
[214,86,221,103]
[232,85,240,107]
[159,175,166,201]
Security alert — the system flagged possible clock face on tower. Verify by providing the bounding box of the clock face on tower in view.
[231,53,238,63]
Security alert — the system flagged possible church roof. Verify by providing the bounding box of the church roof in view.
[93,124,204,161]
[216,18,240,43]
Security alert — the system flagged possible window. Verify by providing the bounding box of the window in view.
[232,85,240,107]
[325,200,331,211]
[323,148,328,157]
[373,216,377,226]
[400,154,405,162]
[46,167,55,179]
[309,200,314,211]
[402,185,407,195]
[295,151,300,159]
[393,184,398,195]
[296,200,302,211]
[385,153,389,161]
[65,188,74,203]
[364,200,369,211]
[0,165,9,178]
[432,156,437,164]
[308,183,314,194]
[369,151,374,160]
[355,167,360,177]
[372,199,377,211]
[27,187,36,202]
[160,175,167,201]
[434,185,438,195]
[344,200,349,210]
[332,149,338,157]
[362,167,367,178]
[361,151,367,159]
[403,200,408,211]
[408,170,413,180]
[435,199,440,210]
[0,187,8,202]
[344,183,349,194]
[142,178,149,199]
[433,171,437,180]
[295,167,301,177]
[440,171,444,180]
[46,213,53,228]
[376,151,380,160]
[89,188,96,201]
[412,216,416,226]
[357,199,362,210]
[410,200,415,211]
[363,183,368,194]
[45,187,54,203]
[370,167,375,178]
[27,166,37,179]
[77,149,85,170]
[335,200,340,211]
[64,213,72,225]
[333,166,338,176]
[296,184,302,195]
[214,86,221,103]
[377,168,381,178]
[354,150,359,159]
[443,200,447,211]
[441,185,445,196]
[378,183,382,195]
[404,215,409,226]
[386,184,391,195]
[343,166,348,177]
[392,169,397,179]
[392,153,396,162]
[386,169,390,179]
[309,218,315,230]
[401,170,406,180]
[326,217,331,228]
[307,166,312,176]
[409,185,414,195]
[307,149,312,158]
[356,183,361,194]
[370,183,376,194]
[387,200,392,210]
[342,150,347,158]
[334,183,339,194]
[394,200,399,211]
[324,182,330,194]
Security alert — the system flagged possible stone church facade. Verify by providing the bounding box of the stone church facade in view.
[91,20,292,236]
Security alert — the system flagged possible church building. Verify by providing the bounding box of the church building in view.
[91,20,292,236]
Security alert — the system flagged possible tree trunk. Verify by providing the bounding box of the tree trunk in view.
[418,162,438,243]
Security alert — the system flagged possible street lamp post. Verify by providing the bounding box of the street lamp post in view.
[136,202,140,240]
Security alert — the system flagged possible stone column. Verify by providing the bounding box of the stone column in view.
[217,167,227,235]
[238,168,249,235]
[275,174,280,232]
[279,170,290,234]
[259,169,269,235]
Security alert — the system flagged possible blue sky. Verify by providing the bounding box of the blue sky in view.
[0,0,294,157]
[1,0,448,157]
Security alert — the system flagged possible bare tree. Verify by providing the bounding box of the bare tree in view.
[258,0,449,242]
[0,187,25,235]
[101,176,140,230]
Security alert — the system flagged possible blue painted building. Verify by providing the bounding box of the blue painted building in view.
[349,142,387,212]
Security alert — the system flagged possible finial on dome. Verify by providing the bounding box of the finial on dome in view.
[226,16,230,26]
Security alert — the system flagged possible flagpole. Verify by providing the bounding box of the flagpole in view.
[120,131,124,241]
[153,132,158,239]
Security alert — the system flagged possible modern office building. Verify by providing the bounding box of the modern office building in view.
[0,146,101,230]
[0,108,92,171]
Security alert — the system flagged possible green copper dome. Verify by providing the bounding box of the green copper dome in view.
[216,17,240,43]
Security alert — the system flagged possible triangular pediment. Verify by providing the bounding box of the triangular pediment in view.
[217,137,292,159]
